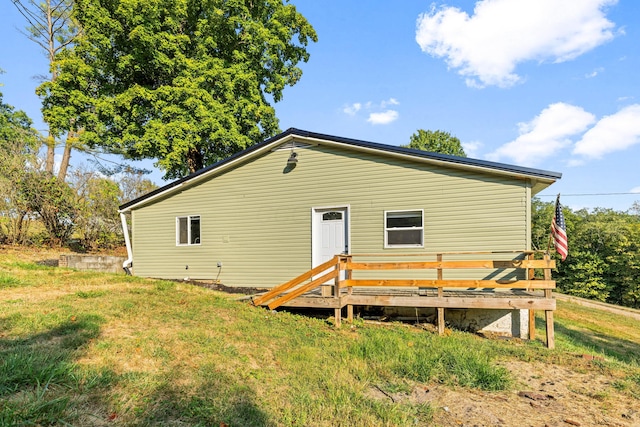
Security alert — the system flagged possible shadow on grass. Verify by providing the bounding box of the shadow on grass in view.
[0,314,106,425]
[535,316,640,363]
[136,368,270,426]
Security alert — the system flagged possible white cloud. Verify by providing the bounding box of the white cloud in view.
[343,98,400,125]
[567,158,586,167]
[461,140,483,157]
[585,67,604,78]
[573,104,640,158]
[343,103,361,116]
[416,0,618,88]
[630,186,640,194]
[487,102,595,165]
[381,98,400,108]
[367,110,399,125]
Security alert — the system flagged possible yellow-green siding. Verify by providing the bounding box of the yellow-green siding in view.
[130,141,531,287]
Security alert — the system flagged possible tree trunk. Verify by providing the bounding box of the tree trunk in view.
[45,131,56,174]
[187,146,204,174]
[57,131,73,181]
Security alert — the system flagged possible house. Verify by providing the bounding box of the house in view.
[118,128,561,287]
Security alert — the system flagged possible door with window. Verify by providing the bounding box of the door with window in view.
[312,207,349,275]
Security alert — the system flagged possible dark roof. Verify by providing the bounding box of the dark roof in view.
[120,128,562,211]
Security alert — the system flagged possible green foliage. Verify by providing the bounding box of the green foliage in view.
[19,171,79,246]
[40,0,318,179]
[70,168,123,250]
[402,129,467,157]
[532,198,640,308]
[0,89,41,244]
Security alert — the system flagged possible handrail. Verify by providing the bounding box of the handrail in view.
[341,279,556,289]
[255,252,556,307]
[346,259,555,270]
[267,269,339,310]
[342,252,555,291]
[345,250,539,257]
[254,251,556,348]
[252,255,340,307]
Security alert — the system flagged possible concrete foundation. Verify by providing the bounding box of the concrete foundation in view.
[59,254,127,274]
[381,306,529,338]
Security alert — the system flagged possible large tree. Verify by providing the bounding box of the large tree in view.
[40,0,317,179]
[403,129,466,157]
[12,0,79,180]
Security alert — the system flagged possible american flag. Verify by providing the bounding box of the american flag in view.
[551,195,568,260]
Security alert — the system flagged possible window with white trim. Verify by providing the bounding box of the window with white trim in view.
[177,215,201,245]
[384,210,424,248]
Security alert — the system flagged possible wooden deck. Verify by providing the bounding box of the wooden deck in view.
[252,251,557,348]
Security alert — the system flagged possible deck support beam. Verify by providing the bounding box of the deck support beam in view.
[528,310,536,340]
[543,253,555,349]
[527,253,536,341]
[545,309,555,349]
[334,270,341,327]
[345,259,353,323]
[437,254,445,335]
[437,308,445,335]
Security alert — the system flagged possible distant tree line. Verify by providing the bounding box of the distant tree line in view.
[532,198,640,309]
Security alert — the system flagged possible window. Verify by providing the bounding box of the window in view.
[177,215,201,245]
[384,210,423,248]
[322,211,343,221]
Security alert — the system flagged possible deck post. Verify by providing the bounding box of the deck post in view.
[436,253,445,335]
[345,255,353,323]
[543,253,555,349]
[334,256,342,327]
[437,308,445,335]
[545,308,554,349]
[528,310,536,340]
[436,253,444,298]
[527,253,536,341]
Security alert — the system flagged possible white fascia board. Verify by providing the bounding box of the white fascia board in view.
[119,182,184,213]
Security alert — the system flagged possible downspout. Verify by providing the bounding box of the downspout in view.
[120,211,133,275]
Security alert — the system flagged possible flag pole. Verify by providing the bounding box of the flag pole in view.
[546,194,560,254]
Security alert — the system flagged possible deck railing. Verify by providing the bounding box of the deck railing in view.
[252,251,556,348]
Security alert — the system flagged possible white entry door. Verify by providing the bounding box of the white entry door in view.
[312,207,349,271]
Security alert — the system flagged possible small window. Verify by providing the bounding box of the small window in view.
[322,211,343,221]
[177,215,201,245]
[384,210,424,248]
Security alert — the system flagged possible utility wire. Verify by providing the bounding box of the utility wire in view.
[537,192,639,197]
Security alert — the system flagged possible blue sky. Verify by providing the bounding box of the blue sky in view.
[1,0,639,211]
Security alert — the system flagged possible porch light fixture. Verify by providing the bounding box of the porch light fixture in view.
[287,150,298,165]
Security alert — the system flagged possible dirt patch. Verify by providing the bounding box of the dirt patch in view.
[367,360,638,426]
[184,279,267,295]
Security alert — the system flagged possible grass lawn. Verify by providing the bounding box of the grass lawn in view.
[1,248,639,426]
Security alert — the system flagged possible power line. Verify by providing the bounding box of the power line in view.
[537,192,640,198]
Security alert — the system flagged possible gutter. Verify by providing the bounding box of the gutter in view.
[120,211,133,275]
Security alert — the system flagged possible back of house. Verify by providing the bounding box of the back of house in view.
[118,128,560,288]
